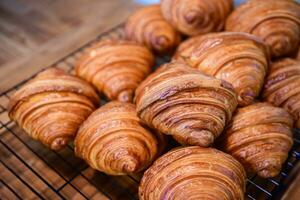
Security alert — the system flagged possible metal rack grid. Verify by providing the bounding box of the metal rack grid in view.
[0,24,299,200]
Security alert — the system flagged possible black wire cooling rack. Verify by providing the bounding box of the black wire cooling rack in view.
[0,24,299,200]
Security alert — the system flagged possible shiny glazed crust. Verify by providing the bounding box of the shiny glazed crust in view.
[161,0,233,36]
[139,146,246,200]
[135,62,238,147]
[222,102,294,178]
[75,40,155,102]
[125,5,181,54]
[74,101,166,175]
[226,0,300,58]
[8,68,99,150]
[263,58,300,128]
[173,32,269,106]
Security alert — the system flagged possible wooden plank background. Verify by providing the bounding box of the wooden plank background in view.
[0,0,139,93]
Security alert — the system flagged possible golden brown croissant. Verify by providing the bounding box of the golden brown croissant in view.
[173,32,269,106]
[160,0,233,36]
[74,101,165,175]
[139,146,246,200]
[263,58,300,128]
[125,5,181,54]
[75,40,155,102]
[8,68,99,150]
[222,102,294,178]
[135,62,238,147]
[297,47,300,60]
[226,0,300,58]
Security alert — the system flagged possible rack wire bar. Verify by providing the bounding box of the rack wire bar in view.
[0,121,90,200]
[0,179,22,200]
[0,24,299,200]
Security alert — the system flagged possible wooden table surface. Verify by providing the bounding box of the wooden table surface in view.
[0,0,299,199]
[0,0,140,93]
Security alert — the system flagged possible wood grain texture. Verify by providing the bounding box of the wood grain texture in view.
[0,0,139,93]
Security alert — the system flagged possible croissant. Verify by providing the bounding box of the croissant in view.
[226,0,300,58]
[125,5,181,54]
[222,103,294,178]
[75,40,155,102]
[135,62,238,147]
[160,0,233,36]
[8,68,99,150]
[139,146,246,200]
[297,47,300,60]
[173,32,269,106]
[263,58,300,128]
[74,101,165,175]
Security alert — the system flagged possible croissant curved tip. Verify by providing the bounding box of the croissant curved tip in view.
[257,157,282,178]
[122,159,139,173]
[153,36,171,53]
[257,166,280,178]
[117,90,134,102]
[173,130,215,147]
[191,130,215,147]
[155,36,168,46]
[50,137,70,150]
[271,38,289,57]
[238,87,256,106]
[184,11,200,24]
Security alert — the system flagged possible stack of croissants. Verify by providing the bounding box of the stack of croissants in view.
[8,0,300,199]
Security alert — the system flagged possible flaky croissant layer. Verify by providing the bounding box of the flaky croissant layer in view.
[263,58,300,129]
[125,5,181,54]
[8,68,99,150]
[161,0,233,36]
[173,32,269,106]
[226,0,300,58]
[222,102,294,178]
[135,62,238,147]
[76,40,155,103]
[139,146,246,200]
[74,101,165,175]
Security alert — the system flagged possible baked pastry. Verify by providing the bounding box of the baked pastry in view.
[297,46,300,60]
[263,58,300,128]
[160,0,233,36]
[173,32,269,106]
[125,5,181,54]
[8,68,99,150]
[226,0,300,58]
[222,102,294,178]
[74,101,165,175]
[139,146,246,200]
[76,40,155,102]
[135,62,238,147]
